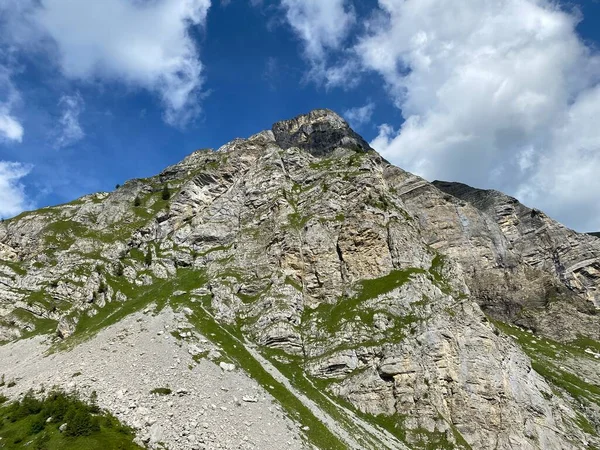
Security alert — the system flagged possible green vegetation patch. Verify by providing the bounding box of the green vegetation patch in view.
[197,244,233,257]
[150,387,172,396]
[0,389,141,449]
[428,254,455,295]
[308,157,337,171]
[128,248,145,263]
[23,288,68,313]
[406,425,472,450]
[570,336,600,355]
[531,361,600,405]
[0,260,27,276]
[284,276,302,292]
[43,220,89,249]
[356,268,425,303]
[305,268,425,335]
[288,212,311,230]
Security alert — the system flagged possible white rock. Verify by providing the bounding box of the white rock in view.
[219,362,235,372]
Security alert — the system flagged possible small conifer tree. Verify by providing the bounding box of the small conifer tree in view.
[161,185,170,200]
[64,406,99,437]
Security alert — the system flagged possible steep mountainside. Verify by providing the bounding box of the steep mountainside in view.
[0,109,599,450]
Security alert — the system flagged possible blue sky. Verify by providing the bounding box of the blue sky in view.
[1,0,600,232]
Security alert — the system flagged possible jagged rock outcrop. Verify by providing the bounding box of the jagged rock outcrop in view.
[272,108,371,156]
[0,109,599,449]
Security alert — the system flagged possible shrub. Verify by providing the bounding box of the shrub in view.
[134,196,141,207]
[29,415,46,434]
[42,391,70,422]
[115,263,124,277]
[0,389,136,447]
[150,387,172,396]
[64,405,100,437]
[89,391,100,414]
[161,185,171,200]
[12,390,42,420]
[144,248,153,267]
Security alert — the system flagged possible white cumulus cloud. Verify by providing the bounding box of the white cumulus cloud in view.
[0,161,33,218]
[355,0,600,231]
[19,0,211,127]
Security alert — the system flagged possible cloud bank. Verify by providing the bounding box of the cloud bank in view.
[0,0,212,216]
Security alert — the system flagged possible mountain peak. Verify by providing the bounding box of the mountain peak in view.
[271,108,371,157]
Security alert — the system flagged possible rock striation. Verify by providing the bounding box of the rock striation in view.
[0,109,599,449]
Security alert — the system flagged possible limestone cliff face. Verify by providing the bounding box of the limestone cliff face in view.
[0,109,599,449]
[434,180,600,305]
[428,180,600,341]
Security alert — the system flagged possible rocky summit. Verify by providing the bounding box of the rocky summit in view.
[1,109,599,450]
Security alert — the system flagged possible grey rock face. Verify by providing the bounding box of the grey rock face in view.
[434,180,600,306]
[0,109,599,449]
[428,180,600,341]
